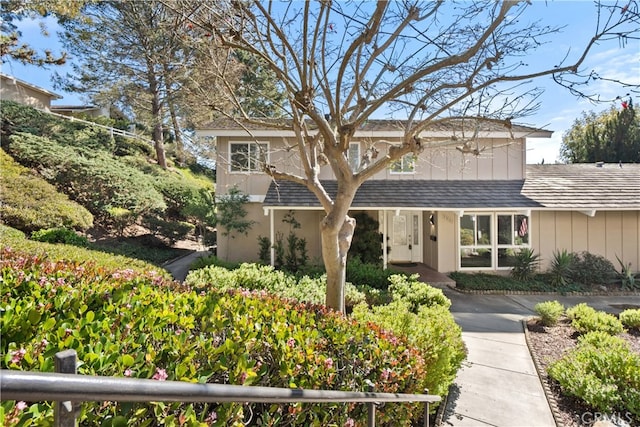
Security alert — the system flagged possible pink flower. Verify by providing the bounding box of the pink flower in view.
[152,368,168,381]
[344,418,355,427]
[324,358,334,370]
[287,338,295,348]
[10,348,26,364]
[16,401,27,411]
[124,369,132,377]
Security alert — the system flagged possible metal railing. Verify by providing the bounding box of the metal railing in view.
[1,350,440,427]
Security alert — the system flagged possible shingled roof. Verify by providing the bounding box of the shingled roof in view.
[263,163,640,210]
[200,117,552,138]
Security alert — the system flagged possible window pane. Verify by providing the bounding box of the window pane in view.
[460,215,475,246]
[516,215,529,244]
[230,144,248,171]
[348,143,360,171]
[393,215,407,245]
[498,248,518,267]
[477,215,491,245]
[460,248,492,268]
[498,215,513,245]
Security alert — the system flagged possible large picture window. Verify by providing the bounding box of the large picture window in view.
[229,142,268,172]
[459,212,530,270]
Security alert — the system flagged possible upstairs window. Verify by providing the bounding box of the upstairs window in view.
[390,153,416,174]
[348,142,360,172]
[229,142,268,172]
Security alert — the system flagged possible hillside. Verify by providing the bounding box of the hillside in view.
[0,100,215,264]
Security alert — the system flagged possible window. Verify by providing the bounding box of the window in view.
[497,214,529,268]
[229,142,268,172]
[459,213,531,270]
[459,214,492,268]
[390,153,416,173]
[348,142,360,172]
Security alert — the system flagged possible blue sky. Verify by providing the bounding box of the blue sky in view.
[2,1,638,164]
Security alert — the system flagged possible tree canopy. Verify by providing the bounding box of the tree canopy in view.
[561,100,640,163]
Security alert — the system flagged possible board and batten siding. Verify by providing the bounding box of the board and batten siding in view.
[531,210,640,272]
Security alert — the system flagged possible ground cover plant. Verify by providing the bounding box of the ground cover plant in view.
[527,303,640,426]
[0,245,458,426]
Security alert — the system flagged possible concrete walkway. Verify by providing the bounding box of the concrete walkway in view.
[163,250,211,282]
[439,290,639,427]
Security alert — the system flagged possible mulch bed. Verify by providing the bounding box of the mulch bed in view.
[525,318,639,427]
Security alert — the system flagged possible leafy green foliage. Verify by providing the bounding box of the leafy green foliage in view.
[142,216,194,245]
[511,247,540,281]
[619,309,640,330]
[566,303,625,335]
[388,274,451,311]
[215,186,254,238]
[534,301,565,326]
[548,332,640,420]
[0,149,93,232]
[350,212,383,264]
[616,255,638,290]
[560,102,640,163]
[346,257,400,290]
[570,252,617,286]
[1,247,436,425]
[549,249,575,287]
[30,228,89,247]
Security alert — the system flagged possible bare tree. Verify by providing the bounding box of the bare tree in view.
[169,0,639,312]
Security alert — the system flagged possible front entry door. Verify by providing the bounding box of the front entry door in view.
[388,211,422,263]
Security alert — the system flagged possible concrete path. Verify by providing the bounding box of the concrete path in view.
[439,290,639,427]
[163,250,211,282]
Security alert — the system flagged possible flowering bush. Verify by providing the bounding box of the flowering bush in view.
[1,247,434,425]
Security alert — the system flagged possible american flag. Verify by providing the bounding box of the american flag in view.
[518,218,528,237]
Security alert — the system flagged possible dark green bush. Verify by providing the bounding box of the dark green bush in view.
[0,100,51,141]
[350,212,383,264]
[566,303,624,335]
[571,252,617,286]
[347,257,400,290]
[30,228,89,247]
[548,331,640,420]
[142,215,194,244]
[0,149,93,232]
[534,300,565,326]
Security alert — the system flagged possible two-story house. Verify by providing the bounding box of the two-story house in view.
[197,118,640,275]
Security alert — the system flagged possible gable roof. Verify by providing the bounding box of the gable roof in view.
[199,117,552,139]
[263,163,640,211]
[0,73,62,100]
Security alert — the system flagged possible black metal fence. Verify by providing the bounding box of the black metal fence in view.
[1,350,440,427]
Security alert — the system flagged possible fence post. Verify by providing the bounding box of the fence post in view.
[423,388,429,427]
[367,383,376,427]
[54,350,77,427]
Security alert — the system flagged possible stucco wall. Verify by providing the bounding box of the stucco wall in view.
[531,210,640,272]
[1,76,54,111]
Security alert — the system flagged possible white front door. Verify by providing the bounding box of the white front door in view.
[388,211,422,263]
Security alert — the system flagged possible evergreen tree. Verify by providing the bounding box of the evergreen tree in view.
[560,100,640,163]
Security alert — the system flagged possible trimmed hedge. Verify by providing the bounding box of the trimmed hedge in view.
[566,303,625,335]
[0,149,93,232]
[1,247,433,425]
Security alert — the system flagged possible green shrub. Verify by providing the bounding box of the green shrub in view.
[347,257,400,290]
[616,255,639,290]
[548,331,640,420]
[189,254,240,271]
[7,132,166,217]
[388,274,451,311]
[566,303,625,335]
[0,149,93,232]
[549,249,575,287]
[620,309,640,330]
[534,300,565,326]
[511,247,540,281]
[31,228,89,247]
[142,215,194,244]
[350,212,383,264]
[185,263,367,310]
[571,252,617,286]
[352,299,466,398]
[1,247,432,426]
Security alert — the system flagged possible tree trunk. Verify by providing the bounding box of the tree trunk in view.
[149,73,167,169]
[321,214,356,313]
